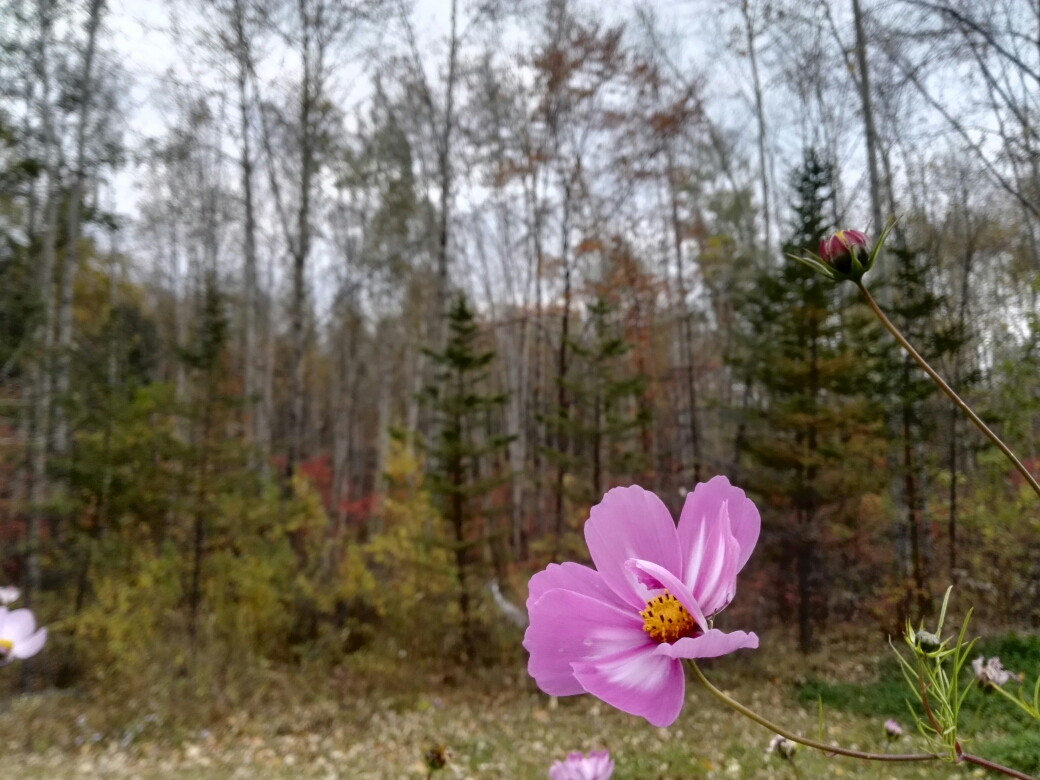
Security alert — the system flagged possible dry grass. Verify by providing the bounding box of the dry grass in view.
[0,628,1000,779]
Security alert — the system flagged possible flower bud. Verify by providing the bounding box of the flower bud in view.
[818,230,871,278]
[915,630,941,652]
[424,744,450,772]
[790,222,893,284]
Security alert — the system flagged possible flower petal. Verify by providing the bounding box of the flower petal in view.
[584,486,682,608]
[524,588,651,697]
[678,477,759,614]
[654,629,759,659]
[0,608,36,643]
[624,559,708,632]
[572,645,685,727]
[12,627,46,659]
[680,476,760,572]
[526,562,625,611]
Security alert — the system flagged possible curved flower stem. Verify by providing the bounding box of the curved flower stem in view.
[857,282,1040,501]
[960,752,1038,780]
[687,661,935,762]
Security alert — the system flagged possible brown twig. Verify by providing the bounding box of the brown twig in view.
[960,752,1039,780]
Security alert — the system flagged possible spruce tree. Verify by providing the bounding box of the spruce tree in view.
[540,295,649,556]
[424,295,510,660]
[741,150,882,652]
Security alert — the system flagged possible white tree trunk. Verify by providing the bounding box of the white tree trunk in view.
[54,0,105,460]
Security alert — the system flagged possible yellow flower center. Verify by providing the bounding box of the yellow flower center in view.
[0,639,12,657]
[639,592,699,644]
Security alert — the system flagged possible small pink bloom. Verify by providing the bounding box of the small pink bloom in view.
[819,229,869,266]
[884,719,903,738]
[548,750,614,780]
[973,655,1017,688]
[524,477,760,727]
[0,606,47,664]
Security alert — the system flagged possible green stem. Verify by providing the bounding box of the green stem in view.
[687,661,935,762]
[990,683,1040,721]
[857,282,1040,501]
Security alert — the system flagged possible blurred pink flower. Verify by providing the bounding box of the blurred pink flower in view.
[548,750,614,780]
[524,478,760,727]
[0,606,47,665]
[973,655,1017,688]
[0,587,20,606]
[884,719,903,738]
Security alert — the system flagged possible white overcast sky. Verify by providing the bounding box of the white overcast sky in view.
[105,0,767,217]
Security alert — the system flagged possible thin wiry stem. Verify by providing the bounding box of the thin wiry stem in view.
[960,752,1038,780]
[687,661,935,762]
[857,282,1040,501]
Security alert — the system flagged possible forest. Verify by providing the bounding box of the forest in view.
[3,0,1040,778]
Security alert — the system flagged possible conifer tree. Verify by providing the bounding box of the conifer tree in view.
[424,295,510,660]
[741,150,882,652]
[540,295,649,555]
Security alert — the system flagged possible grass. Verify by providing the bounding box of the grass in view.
[796,631,1040,776]
[2,628,1039,779]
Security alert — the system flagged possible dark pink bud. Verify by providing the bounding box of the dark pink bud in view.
[819,230,869,265]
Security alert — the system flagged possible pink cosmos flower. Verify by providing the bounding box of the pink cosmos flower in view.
[548,750,614,780]
[524,477,760,727]
[0,606,47,665]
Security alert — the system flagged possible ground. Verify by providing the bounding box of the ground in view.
[1,629,1035,779]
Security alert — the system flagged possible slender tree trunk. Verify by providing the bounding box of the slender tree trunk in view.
[668,156,701,481]
[233,0,259,469]
[188,386,215,650]
[287,4,314,489]
[552,180,573,559]
[332,312,360,537]
[851,0,884,247]
[434,0,459,334]
[798,317,821,654]
[54,0,104,463]
[77,228,119,615]
[901,364,928,619]
[449,368,473,659]
[741,0,772,254]
[26,0,61,624]
[506,316,529,559]
[949,199,974,576]
[373,343,391,496]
